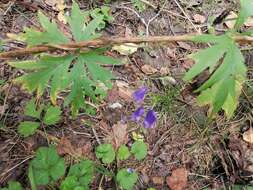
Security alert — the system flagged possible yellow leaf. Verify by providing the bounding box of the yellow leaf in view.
[112,43,138,55]
[243,128,253,144]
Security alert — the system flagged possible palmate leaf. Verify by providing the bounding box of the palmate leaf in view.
[68,1,103,41]
[22,11,69,46]
[184,34,247,118]
[8,2,119,115]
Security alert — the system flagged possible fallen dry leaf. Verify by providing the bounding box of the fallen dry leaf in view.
[193,14,206,24]
[243,127,253,144]
[57,137,75,156]
[160,67,170,75]
[111,121,128,149]
[177,42,191,50]
[112,43,138,55]
[152,176,164,185]
[141,64,158,75]
[166,168,188,190]
[225,11,237,29]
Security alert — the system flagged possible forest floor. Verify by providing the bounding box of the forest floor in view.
[0,0,253,189]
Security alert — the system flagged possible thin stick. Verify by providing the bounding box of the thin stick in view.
[1,34,253,59]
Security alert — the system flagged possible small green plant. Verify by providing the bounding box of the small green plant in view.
[8,1,119,116]
[60,160,94,190]
[95,141,148,190]
[18,99,61,137]
[0,181,23,190]
[95,143,116,164]
[28,146,66,186]
[182,0,253,118]
[131,0,146,12]
[90,6,114,30]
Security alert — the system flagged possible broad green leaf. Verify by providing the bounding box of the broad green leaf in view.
[186,34,247,118]
[60,176,85,190]
[24,99,41,119]
[30,147,66,185]
[116,169,138,190]
[130,141,147,161]
[18,121,40,137]
[95,143,115,164]
[90,6,113,30]
[68,1,89,41]
[0,181,23,190]
[22,11,68,46]
[183,42,227,81]
[10,55,74,99]
[43,106,61,125]
[117,145,130,161]
[235,0,253,29]
[67,160,94,187]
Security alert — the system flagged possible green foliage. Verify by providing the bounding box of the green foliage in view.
[117,145,131,161]
[60,160,94,190]
[18,121,40,137]
[90,6,114,30]
[9,2,119,115]
[22,11,69,46]
[131,0,146,12]
[0,181,23,190]
[235,0,253,30]
[130,141,148,160]
[18,99,61,137]
[116,169,138,190]
[185,34,246,118]
[29,146,65,186]
[95,143,115,164]
[182,0,253,118]
[43,106,61,125]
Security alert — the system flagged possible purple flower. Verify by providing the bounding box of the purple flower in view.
[127,168,134,173]
[143,109,156,128]
[131,106,144,121]
[133,87,148,103]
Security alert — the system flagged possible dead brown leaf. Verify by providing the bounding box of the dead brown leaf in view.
[177,42,191,50]
[193,14,206,24]
[225,11,237,29]
[57,137,75,156]
[141,64,158,75]
[243,127,253,144]
[166,168,188,190]
[152,176,164,185]
[111,121,128,149]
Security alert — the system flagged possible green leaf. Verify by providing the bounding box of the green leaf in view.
[22,11,69,46]
[95,143,115,164]
[185,34,247,118]
[116,169,138,190]
[90,6,113,30]
[131,0,146,12]
[130,141,147,160]
[68,160,94,186]
[68,1,89,41]
[30,146,66,185]
[43,106,61,125]
[24,99,42,119]
[235,0,253,29]
[1,181,23,190]
[60,176,85,190]
[117,145,130,161]
[18,121,40,137]
[10,55,74,99]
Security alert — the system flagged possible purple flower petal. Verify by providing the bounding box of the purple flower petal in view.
[143,109,156,128]
[127,168,134,173]
[133,87,148,103]
[131,106,144,121]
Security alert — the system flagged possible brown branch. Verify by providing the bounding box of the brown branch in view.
[1,34,253,59]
